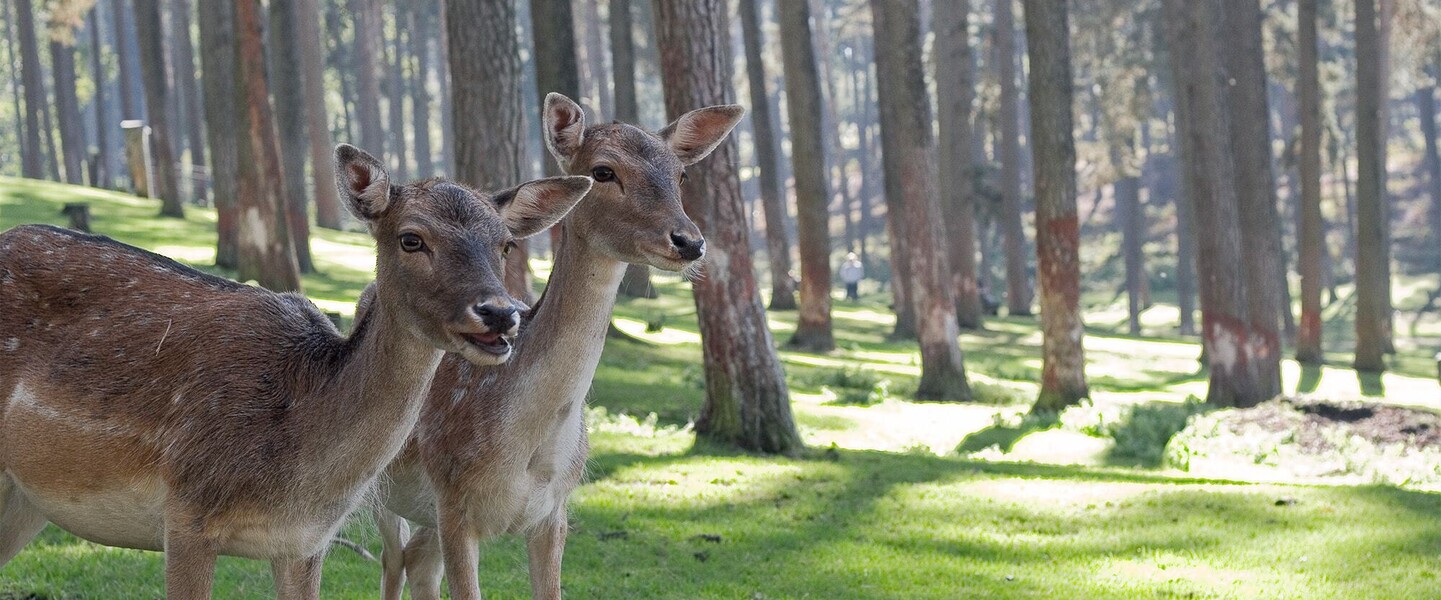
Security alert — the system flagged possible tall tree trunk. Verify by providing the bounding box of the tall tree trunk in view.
[610,0,656,298]
[1163,0,1262,407]
[232,0,301,291]
[113,0,144,121]
[738,0,797,311]
[653,0,803,454]
[1296,0,1326,364]
[1023,0,1087,412]
[1116,145,1145,336]
[578,0,609,118]
[995,0,1032,316]
[408,1,434,179]
[386,18,408,182]
[49,36,86,184]
[197,0,237,267]
[298,0,341,230]
[90,4,114,188]
[170,0,205,183]
[777,0,835,352]
[437,3,454,175]
[15,0,47,179]
[4,1,29,177]
[1419,83,1441,251]
[1224,0,1283,402]
[352,0,384,157]
[269,0,315,273]
[871,0,973,401]
[135,0,183,216]
[447,0,528,300]
[528,0,581,293]
[934,0,983,329]
[1353,0,1390,372]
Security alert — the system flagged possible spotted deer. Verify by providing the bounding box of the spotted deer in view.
[0,144,591,599]
[365,94,744,599]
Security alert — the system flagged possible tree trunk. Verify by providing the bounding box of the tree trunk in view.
[90,4,114,189]
[298,0,342,230]
[408,1,434,179]
[197,0,238,268]
[653,0,803,454]
[610,0,657,299]
[1223,0,1283,402]
[386,19,408,182]
[135,0,183,216]
[15,0,47,179]
[1116,146,1145,336]
[995,0,1032,316]
[530,0,581,176]
[1296,0,1326,364]
[1023,0,1087,412]
[113,0,144,121]
[1162,0,1262,407]
[1353,0,1390,372]
[934,0,983,329]
[737,0,797,311]
[447,0,529,301]
[777,0,835,352]
[437,4,454,175]
[871,0,973,401]
[269,0,315,273]
[1416,82,1441,254]
[352,0,384,157]
[49,36,87,185]
[578,0,609,118]
[3,1,28,178]
[171,0,205,179]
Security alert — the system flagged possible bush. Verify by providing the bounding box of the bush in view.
[1105,397,1211,467]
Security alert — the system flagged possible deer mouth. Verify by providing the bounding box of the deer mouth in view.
[459,331,511,356]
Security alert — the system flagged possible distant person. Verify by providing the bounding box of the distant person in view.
[840,252,864,301]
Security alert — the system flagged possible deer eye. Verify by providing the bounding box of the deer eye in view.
[591,166,616,182]
[680,168,688,183]
[503,240,517,257]
[399,233,426,253]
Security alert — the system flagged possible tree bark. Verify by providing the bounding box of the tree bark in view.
[15,0,47,179]
[610,0,657,298]
[1223,0,1283,401]
[1162,0,1262,407]
[171,0,205,175]
[89,5,114,189]
[408,1,434,179]
[112,0,144,121]
[352,0,384,157]
[232,0,301,291]
[530,0,581,176]
[653,0,803,454]
[386,17,408,182]
[447,0,529,301]
[1296,0,1326,364]
[777,0,835,352]
[577,0,609,118]
[197,0,238,268]
[1420,84,1441,251]
[437,3,454,175]
[269,0,315,273]
[135,0,183,216]
[871,0,972,401]
[1353,0,1390,372]
[298,0,342,230]
[738,0,797,311]
[49,35,86,185]
[1023,0,1087,412]
[1117,167,1145,335]
[934,0,983,329]
[995,0,1032,316]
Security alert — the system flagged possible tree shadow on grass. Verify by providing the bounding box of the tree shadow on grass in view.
[955,412,1060,454]
[1358,370,1386,397]
[1297,363,1323,394]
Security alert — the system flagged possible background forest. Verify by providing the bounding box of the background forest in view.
[2,0,1441,597]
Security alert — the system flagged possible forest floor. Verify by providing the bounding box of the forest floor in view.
[2,178,1440,598]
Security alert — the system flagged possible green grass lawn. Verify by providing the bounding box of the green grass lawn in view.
[3,178,1440,598]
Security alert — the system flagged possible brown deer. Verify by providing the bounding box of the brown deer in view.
[367,94,744,599]
[0,144,591,599]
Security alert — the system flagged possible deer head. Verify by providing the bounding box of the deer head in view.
[540,93,744,271]
[335,144,590,364]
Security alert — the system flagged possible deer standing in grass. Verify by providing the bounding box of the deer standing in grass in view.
[368,94,744,600]
[0,145,590,599]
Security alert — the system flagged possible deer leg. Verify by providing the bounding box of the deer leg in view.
[376,508,411,600]
[0,478,47,567]
[403,526,445,600]
[438,503,483,600]
[163,526,219,599]
[526,512,568,600]
[270,553,324,600]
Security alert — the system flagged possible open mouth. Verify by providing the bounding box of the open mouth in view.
[459,331,512,356]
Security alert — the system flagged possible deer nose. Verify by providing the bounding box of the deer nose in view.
[670,232,705,261]
[472,303,519,331]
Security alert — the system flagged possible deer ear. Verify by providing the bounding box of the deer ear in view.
[334,144,391,220]
[491,176,592,239]
[542,93,587,165]
[658,105,746,165]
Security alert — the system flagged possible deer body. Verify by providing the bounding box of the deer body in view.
[0,145,591,598]
[374,94,745,600]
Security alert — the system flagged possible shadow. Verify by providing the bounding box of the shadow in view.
[1358,370,1386,397]
[1296,363,1323,394]
[955,413,1059,454]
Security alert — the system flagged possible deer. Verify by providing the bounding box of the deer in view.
[0,144,592,599]
[360,94,744,600]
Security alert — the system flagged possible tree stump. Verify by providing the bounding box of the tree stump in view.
[121,120,151,198]
[61,203,91,232]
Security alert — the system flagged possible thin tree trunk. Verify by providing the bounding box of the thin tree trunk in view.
[529,0,581,176]
[738,0,797,311]
[1353,0,1390,372]
[113,0,144,121]
[777,0,835,352]
[1023,0,1087,412]
[610,0,656,298]
[90,4,114,188]
[996,0,1032,316]
[1296,0,1326,363]
[171,0,205,182]
[1416,80,1441,254]
[437,4,454,175]
[3,1,30,179]
[298,0,341,230]
[934,0,983,329]
[198,0,238,267]
[871,0,972,401]
[49,36,86,184]
[408,1,434,179]
[352,0,384,157]
[15,0,47,179]
[653,0,803,454]
[579,0,609,118]
[232,0,301,291]
[269,0,315,273]
[1116,146,1145,336]
[386,17,408,182]
[135,0,183,215]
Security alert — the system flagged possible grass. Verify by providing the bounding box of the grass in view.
[3,178,1441,598]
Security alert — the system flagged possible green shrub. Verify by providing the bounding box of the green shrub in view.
[1105,397,1211,467]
